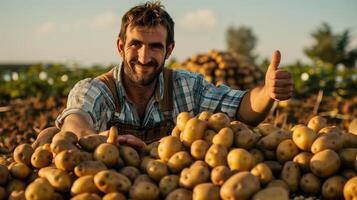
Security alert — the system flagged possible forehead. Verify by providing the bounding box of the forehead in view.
[126,24,167,44]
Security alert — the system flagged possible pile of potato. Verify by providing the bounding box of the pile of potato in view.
[0,112,357,200]
[172,50,264,90]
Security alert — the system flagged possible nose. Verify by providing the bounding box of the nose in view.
[138,45,152,65]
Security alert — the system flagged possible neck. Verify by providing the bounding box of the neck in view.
[122,73,157,103]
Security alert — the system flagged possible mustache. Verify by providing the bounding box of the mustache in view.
[130,60,159,67]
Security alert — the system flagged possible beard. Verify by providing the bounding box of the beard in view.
[122,56,165,86]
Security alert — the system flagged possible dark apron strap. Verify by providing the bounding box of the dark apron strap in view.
[96,70,121,112]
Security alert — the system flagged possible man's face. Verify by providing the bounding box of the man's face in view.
[118,24,174,86]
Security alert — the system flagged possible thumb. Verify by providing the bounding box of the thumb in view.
[268,50,281,71]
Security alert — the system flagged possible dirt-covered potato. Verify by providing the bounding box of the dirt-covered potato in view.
[74,160,107,177]
[210,166,232,186]
[146,160,168,181]
[179,165,210,189]
[159,175,179,197]
[343,176,357,200]
[205,144,228,168]
[119,166,140,182]
[220,172,260,200]
[249,148,264,164]
[193,183,220,200]
[38,167,72,193]
[322,175,347,200]
[276,139,299,163]
[78,134,105,151]
[94,143,119,167]
[180,117,207,147]
[50,139,78,155]
[292,125,317,151]
[129,181,159,200]
[176,112,193,131]
[212,127,234,148]
[31,148,53,169]
[190,140,209,160]
[234,128,259,149]
[102,192,126,200]
[25,178,55,200]
[119,145,140,167]
[256,129,291,150]
[71,193,101,200]
[208,112,231,132]
[299,173,321,195]
[52,131,78,145]
[310,149,340,178]
[9,162,32,179]
[227,148,255,172]
[307,115,327,133]
[250,163,273,185]
[167,151,192,173]
[13,143,34,166]
[293,152,313,173]
[256,123,280,136]
[338,148,357,168]
[158,136,183,162]
[71,175,100,196]
[166,188,192,200]
[280,161,301,193]
[94,170,131,193]
[252,187,289,200]
[54,149,81,171]
[311,132,344,153]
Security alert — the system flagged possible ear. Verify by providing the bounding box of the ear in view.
[116,38,124,57]
[165,42,175,59]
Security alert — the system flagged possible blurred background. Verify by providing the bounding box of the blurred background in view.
[0,0,356,152]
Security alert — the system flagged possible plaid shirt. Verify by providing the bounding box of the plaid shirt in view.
[55,65,246,132]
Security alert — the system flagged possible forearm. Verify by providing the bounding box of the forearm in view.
[237,86,274,126]
[61,113,97,138]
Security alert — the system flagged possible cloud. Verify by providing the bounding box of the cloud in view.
[35,22,56,35]
[90,12,118,29]
[178,9,217,31]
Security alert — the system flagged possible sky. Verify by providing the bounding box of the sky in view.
[0,0,356,67]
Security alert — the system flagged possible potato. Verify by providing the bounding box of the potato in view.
[310,149,340,178]
[32,126,59,149]
[71,193,101,200]
[158,136,183,162]
[193,183,220,200]
[203,129,216,145]
[171,126,181,137]
[190,160,209,169]
[159,175,179,197]
[106,126,118,145]
[9,162,32,179]
[129,181,159,200]
[146,160,168,181]
[280,161,300,192]
[0,164,9,186]
[256,129,291,150]
[205,144,228,168]
[0,187,6,200]
[198,111,212,121]
[119,166,140,182]
[262,149,276,160]
[208,112,231,132]
[38,167,72,193]
[311,132,344,153]
[338,148,357,168]
[78,135,105,151]
[267,179,290,192]
[212,127,234,148]
[119,145,140,167]
[5,179,26,194]
[13,144,34,166]
[227,148,255,172]
[220,172,260,200]
[179,165,210,189]
[263,161,282,176]
[102,192,126,200]
[31,148,52,169]
[54,149,81,171]
[299,173,321,195]
[210,166,232,186]
[133,174,154,185]
[8,190,25,200]
[292,125,317,151]
[249,149,264,164]
[94,143,119,167]
[234,128,259,149]
[140,156,154,173]
[322,175,347,200]
[230,120,249,133]
[293,152,313,173]
[343,176,357,200]
[25,178,54,200]
[252,187,289,200]
[250,163,273,185]
[348,118,357,135]
[190,140,209,160]
[180,117,207,147]
[256,123,280,136]
[341,169,357,179]
[342,132,357,148]
[318,126,343,136]
[307,115,327,133]
[52,131,78,144]
[50,139,78,154]
[71,175,100,195]
[167,151,192,173]
[94,170,131,193]
[74,160,107,177]
[276,139,299,163]
[166,188,192,200]
[176,112,193,131]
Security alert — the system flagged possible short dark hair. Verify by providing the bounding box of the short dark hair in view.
[119,1,175,45]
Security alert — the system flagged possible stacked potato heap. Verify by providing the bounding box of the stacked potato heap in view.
[0,112,357,200]
[173,50,264,90]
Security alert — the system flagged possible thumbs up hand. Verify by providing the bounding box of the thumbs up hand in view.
[264,50,293,101]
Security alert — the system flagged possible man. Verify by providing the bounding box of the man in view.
[54,1,293,150]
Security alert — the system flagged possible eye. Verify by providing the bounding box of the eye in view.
[129,41,141,48]
[150,43,164,50]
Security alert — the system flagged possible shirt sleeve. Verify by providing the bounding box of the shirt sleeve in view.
[55,78,116,132]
